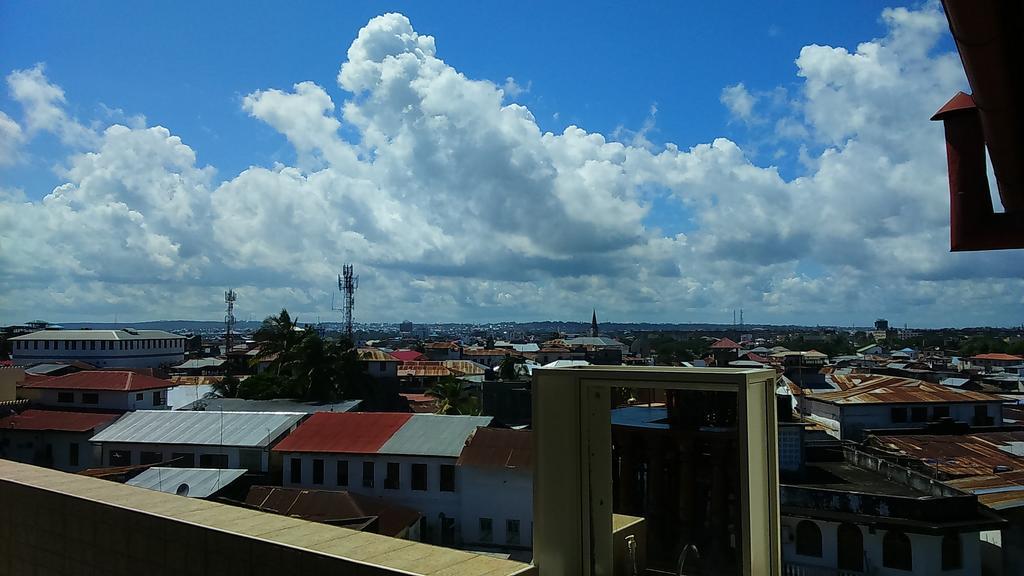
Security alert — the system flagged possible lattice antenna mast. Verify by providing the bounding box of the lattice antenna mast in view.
[339,265,358,341]
[224,289,237,356]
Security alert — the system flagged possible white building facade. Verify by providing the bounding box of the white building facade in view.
[9,329,187,368]
[19,371,173,411]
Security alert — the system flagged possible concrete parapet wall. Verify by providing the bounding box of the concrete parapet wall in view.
[0,459,535,576]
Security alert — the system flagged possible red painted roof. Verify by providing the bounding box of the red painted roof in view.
[711,337,741,349]
[0,409,119,432]
[271,412,412,454]
[20,371,172,392]
[971,353,1024,361]
[744,352,770,363]
[390,350,427,362]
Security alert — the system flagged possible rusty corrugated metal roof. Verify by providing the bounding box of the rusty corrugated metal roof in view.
[357,348,400,362]
[814,374,1004,404]
[397,361,452,377]
[869,431,1024,477]
[271,412,411,454]
[947,470,1024,510]
[457,427,532,471]
[443,360,487,376]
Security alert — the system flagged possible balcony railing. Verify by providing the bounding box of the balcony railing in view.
[782,563,863,576]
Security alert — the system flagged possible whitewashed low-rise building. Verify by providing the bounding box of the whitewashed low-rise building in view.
[457,427,533,550]
[274,412,492,546]
[19,371,174,411]
[90,410,305,471]
[9,329,187,369]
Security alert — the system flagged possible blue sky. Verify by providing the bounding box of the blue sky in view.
[1,1,1020,327]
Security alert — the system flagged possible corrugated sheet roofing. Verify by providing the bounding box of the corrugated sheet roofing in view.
[457,427,532,470]
[90,410,305,447]
[10,329,182,341]
[0,409,119,432]
[378,414,492,457]
[357,348,400,362]
[271,412,411,454]
[443,360,487,376]
[171,358,225,370]
[815,374,1005,404]
[126,467,247,498]
[20,371,173,392]
[178,397,361,414]
[710,337,741,349]
[398,362,452,377]
[971,353,1024,361]
[947,470,1024,510]
[869,431,1024,477]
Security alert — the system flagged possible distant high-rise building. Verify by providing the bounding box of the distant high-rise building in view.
[399,320,414,334]
[591,309,599,337]
[874,318,889,331]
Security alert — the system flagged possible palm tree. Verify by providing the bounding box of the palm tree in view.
[252,309,304,376]
[426,377,478,415]
[210,373,241,398]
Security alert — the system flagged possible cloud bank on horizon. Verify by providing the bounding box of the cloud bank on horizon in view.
[0,4,1021,327]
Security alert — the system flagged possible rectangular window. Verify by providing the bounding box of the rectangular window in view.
[313,459,325,485]
[57,392,74,403]
[379,361,388,372]
[100,341,105,350]
[385,462,400,489]
[90,340,96,350]
[109,450,132,466]
[239,449,262,471]
[199,453,229,469]
[69,443,79,467]
[479,517,493,543]
[152,391,165,406]
[290,458,302,483]
[70,340,76,350]
[336,460,349,486]
[975,405,989,425]
[136,393,144,401]
[440,464,455,492]
[14,341,20,350]
[33,340,38,350]
[362,461,374,488]
[932,406,950,419]
[890,407,908,423]
[910,407,928,422]
[411,463,428,491]
[506,519,521,545]
[171,453,195,467]
[81,393,99,405]
[140,451,162,465]
[44,340,49,350]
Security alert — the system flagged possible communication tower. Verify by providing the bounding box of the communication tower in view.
[336,265,358,341]
[224,289,237,356]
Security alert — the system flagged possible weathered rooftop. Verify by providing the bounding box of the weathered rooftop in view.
[9,329,183,341]
[813,374,1005,405]
[126,467,247,498]
[0,408,119,432]
[20,370,174,392]
[379,414,493,458]
[868,431,1024,477]
[457,427,532,470]
[90,410,305,447]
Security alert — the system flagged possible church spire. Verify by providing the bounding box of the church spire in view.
[591,309,599,337]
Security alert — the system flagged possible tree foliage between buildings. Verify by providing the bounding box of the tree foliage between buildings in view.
[214,309,368,402]
[426,377,479,415]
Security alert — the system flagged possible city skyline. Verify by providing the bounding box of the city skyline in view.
[2,1,1023,327]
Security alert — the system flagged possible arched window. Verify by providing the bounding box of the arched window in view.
[795,520,822,557]
[883,530,912,571]
[941,533,961,570]
[837,523,863,571]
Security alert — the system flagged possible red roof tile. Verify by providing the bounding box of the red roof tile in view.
[271,412,412,454]
[0,409,119,432]
[711,337,741,349]
[971,353,1024,361]
[389,350,427,362]
[20,371,172,392]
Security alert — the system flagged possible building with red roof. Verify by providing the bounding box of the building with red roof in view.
[0,409,120,472]
[18,370,175,412]
[275,412,494,547]
[389,349,427,362]
[969,353,1024,370]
